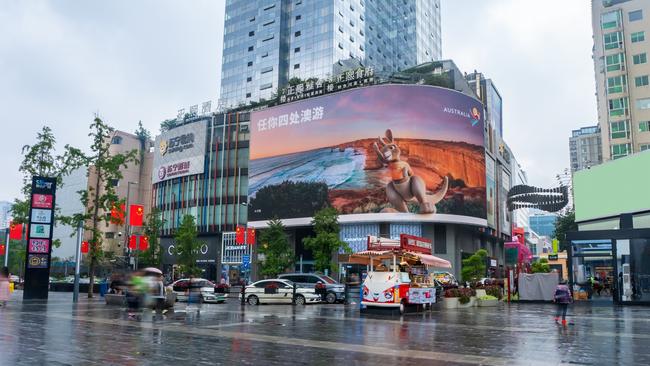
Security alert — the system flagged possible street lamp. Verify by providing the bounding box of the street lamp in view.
[125,181,139,269]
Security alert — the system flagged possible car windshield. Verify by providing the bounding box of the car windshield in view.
[322,276,337,284]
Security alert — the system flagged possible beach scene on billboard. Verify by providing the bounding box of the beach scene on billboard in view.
[248,84,486,221]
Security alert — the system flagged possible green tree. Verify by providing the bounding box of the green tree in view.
[258,218,293,278]
[302,207,351,273]
[174,214,202,277]
[160,119,177,132]
[138,208,165,268]
[531,258,551,273]
[553,210,577,251]
[61,117,138,297]
[461,249,488,284]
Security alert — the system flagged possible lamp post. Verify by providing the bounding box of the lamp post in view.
[125,181,138,270]
[3,228,8,267]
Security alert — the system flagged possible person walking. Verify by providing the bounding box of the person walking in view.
[0,267,11,307]
[553,280,573,326]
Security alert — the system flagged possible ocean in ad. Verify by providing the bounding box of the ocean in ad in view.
[248,147,384,198]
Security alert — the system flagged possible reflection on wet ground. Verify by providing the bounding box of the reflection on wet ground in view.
[1,292,649,365]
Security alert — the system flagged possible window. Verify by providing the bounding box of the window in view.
[294,47,300,53]
[261,66,273,74]
[606,53,625,71]
[246,92,251,98]
[109,179,119,187]
[635,75,649,87]
[611,143,631,159]
[294,31,301,37]
[640,144,650,151]
[249,31,255,37]
[248,46,254,52]
[249,16,255,22]
[338,42,343,49]
[433,224,447,254]
[247,61,253,67]
[338,26,344,33]
[295,15,301,20]
[639,121,650,132]
[602,10,621,29]
[105,232,115,239]
[637,97,650,110]
[294,63,300,69]
[263,20,275,26]
[262,34,274,42]
[604,31,622,50]
[111,136,122,144]
[629,10,643,22]
[263,4,276,10]
[607,75,627,93]
[261,51,268,58]
[633,53,647,64]
[608,97,628,117]
[631,31,645,43]
[260,83,272,90]
[610,120,630,139]
[246,76,252,82]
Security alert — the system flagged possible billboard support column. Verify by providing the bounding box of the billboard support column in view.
[3,229,8,267]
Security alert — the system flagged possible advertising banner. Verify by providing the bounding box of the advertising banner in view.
[152,120,207,184]
[485,156,496,229]
[248,84,486,221]
[23,176,57,300]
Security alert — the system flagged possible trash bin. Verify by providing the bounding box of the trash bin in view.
[99,282,108,297]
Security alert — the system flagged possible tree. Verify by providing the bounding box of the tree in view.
[461,249,488,284]
[160,119,177,132]
[61,117,138,297]
[302,207,351,273]
[138,208,165,268]
[258,218,293,278]
[531,258,551,273]
[174,214,202,277]
[553,210,577,251]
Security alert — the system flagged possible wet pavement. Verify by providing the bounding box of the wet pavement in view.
[1,292,649,365]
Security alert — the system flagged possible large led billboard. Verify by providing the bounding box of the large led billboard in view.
[152,120,207,184]
[248,84,486,221]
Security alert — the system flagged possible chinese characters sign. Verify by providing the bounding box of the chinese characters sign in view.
[257,106,325,132]
[279,67,376,104]
[152,120,206,184]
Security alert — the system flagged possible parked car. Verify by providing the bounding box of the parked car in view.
[278,273,345,304]
[166,278,227,303]
[432,272,458,287]
[241,279,321,305]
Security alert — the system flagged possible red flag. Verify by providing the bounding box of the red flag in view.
[139,236,149,251]
[81,241,89,254]
[235,225,245,245]
[110,203,125,225]
[128,235,137,249]
[246,228,256,245]
[0,244,5,255]
[129,205,144,226]
[9,222,23,240]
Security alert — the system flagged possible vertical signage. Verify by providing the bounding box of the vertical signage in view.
[23,176,57,300]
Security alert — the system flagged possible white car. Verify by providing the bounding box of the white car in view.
[167,278,227,303]
[241,279,321,305]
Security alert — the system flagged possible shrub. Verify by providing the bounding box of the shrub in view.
[479,295,497,301]
[531,258,551,273]
[444,288,460,298]
[485,285,502,300]
[459,294,470,304]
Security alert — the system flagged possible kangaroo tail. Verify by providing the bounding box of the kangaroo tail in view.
[427,176,449,204]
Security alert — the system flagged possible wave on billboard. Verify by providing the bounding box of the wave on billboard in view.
[247,84,486,222]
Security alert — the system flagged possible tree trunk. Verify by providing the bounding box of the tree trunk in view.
[88,165,102,298]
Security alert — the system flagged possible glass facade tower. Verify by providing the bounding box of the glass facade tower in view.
[220,0,441,108]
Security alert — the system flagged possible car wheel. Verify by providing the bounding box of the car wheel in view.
[325,292,337,304]
[294,295,306,305]
[247,295,259,306]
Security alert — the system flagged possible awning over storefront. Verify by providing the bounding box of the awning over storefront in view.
[407,252,452,268]
[347,250,451,269]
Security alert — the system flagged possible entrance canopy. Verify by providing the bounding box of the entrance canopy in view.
[348,250,451,269]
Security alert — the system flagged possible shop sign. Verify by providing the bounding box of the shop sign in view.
[548,254,558,261]
[400,234,432,254]
[279,67,376,104]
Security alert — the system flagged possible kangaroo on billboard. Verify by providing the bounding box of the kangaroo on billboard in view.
[372,129,448,214]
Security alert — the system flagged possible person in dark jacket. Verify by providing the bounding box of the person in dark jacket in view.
[553,280,573,326]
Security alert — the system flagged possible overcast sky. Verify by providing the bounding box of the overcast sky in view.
[0,0,596,202]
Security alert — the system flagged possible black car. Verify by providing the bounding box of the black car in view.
[278,273,345,304]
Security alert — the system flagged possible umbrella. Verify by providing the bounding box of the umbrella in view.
[143,267,163,275]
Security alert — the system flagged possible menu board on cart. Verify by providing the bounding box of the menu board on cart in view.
[23,176,56,300]
[408,288,436,304]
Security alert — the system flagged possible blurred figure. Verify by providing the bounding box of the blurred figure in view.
[553,280,573,326]
[0,267,10,306]
[109,273,126,295]
[186,277,203,314]
[126,271,147,319]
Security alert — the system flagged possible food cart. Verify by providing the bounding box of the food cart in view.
[350,234,452,314]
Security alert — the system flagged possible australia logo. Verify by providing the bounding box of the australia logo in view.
[470,107,481,126]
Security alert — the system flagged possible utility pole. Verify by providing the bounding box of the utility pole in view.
[3,228,9,268]
[73,220,84,303]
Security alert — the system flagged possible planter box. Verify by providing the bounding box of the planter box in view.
[475,289,487,298]
[457,296,477,308]
[478,299,498,307]
[443,297,458,309]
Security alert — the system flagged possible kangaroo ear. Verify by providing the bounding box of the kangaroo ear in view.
[378,136,387,147]
[385,129,394,143]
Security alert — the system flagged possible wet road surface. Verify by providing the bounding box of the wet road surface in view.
[1,292,649,365]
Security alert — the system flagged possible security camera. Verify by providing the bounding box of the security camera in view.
[117,232,123,237]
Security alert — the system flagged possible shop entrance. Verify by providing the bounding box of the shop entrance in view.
[570,239,614,302]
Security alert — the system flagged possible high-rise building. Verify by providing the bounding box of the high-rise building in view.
[570,126,603,172]
[592,0,650,161]
[530,213,558,238]
[220,0,442,108]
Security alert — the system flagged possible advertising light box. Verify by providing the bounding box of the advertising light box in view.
[248,84,486,221]
[152,120,207,184]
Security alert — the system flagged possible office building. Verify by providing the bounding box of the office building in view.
[592,0,650,160]
[530,214,558,238]
[570,126,603,172]
[220,0,442,107]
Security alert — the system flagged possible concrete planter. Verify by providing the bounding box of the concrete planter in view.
[478,299,498,307]
[457,296,477,308]
[475,289,487,298]
[443,297,459,309]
